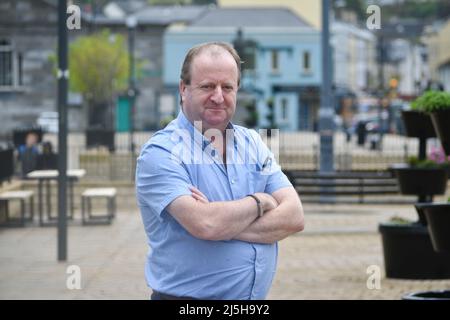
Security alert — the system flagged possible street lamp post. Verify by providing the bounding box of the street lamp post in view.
[319,0,334,173]
[126,16,137,181]
[57,0,68,261]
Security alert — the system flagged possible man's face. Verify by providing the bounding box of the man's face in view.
[180,50,239,132]
[26,133,38,147]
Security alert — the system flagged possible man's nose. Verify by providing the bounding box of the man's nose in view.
[210,86,224,104]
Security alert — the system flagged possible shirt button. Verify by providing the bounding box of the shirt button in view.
[231,179,235,184]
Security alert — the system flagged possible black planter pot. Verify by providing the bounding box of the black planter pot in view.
[430,109,450,156]
[379,223,450,279]
[390,164,448,196]
[416,203,450,253]
[401,110,437,139]
[85,128,115,152]
[402,290,450,300]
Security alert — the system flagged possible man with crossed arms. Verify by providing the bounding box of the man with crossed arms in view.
[136,42,304,300]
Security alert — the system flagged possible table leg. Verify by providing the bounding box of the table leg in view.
[69,180,74,219]
[38,179,43,226]
[46,180,52,220]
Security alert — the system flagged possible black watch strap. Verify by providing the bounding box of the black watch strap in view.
[247,194,263,217]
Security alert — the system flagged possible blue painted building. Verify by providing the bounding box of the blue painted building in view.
[162,7,321,131]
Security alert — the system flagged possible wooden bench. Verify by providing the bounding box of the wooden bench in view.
[285,170,399,203]
[0,190,34,227]
[81,188,117,225]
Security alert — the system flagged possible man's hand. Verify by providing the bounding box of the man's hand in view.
[189,186,209,203]
[254,192,278,213]
[234,187,305,244]
[190,187,278,213]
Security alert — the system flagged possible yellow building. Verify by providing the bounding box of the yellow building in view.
[423,19,450,88]
[218,0,321,30]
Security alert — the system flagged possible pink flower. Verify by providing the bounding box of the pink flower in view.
[428,146,450,164]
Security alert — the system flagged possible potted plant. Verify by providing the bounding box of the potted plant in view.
[390,153,448,201]
[420,91,450,155]
[415,201,450,253]
[379,216,450,279]
[401,96,436,139]
[380,149,450,279]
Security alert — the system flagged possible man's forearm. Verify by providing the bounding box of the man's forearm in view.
[196,196,260,241]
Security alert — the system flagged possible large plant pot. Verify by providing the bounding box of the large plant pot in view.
[86,128,115,152]
[379,223,450,279]
[401,110,436,138]
[430,109,450,156]
[402,290,450,300]
[416,203,450,253]
[390,164,447,196]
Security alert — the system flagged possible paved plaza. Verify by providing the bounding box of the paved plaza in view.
[1,201,450,300]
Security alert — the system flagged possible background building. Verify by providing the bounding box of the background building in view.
[162,7,321,131]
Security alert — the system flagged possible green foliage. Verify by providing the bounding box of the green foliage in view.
[68,30,129,104]
[389,216,413,225]
[407,155,450,169]
[416,91,450,112]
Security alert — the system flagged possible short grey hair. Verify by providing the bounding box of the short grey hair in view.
[180,41,241,86]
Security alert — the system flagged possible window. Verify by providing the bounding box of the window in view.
[281,98,289,121]
[271,50,279,72]
[302,51,311,73]
[0,39,22,88]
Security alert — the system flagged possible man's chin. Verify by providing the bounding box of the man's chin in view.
[204,116,229,128]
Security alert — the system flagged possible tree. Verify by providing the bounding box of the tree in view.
[69,30,129,129]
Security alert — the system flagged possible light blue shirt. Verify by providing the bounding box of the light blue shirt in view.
[136,111,292,300]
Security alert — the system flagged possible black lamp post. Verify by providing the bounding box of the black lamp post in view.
[126,16,137,157]
[57,0,68,261]
[319,0,334,173]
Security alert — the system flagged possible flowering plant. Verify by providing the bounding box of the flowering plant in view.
[408,146,450,168]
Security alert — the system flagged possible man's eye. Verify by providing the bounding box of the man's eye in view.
[223,86,234,92]
[200,85,214,90]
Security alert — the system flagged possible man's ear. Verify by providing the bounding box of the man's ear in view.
[179,80,186,104]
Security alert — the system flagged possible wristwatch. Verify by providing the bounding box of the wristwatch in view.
[247,194,263,218]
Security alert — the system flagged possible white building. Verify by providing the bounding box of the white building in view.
[331,21,378,95]
[384,39,429,96]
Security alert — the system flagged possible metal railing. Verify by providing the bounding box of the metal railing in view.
[33,131,441,181]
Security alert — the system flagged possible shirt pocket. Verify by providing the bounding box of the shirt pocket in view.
[247,164,268,193]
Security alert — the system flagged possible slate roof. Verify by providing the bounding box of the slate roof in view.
[190,7,312,28]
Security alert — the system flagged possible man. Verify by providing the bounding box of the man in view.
[18,132,40,177]
[136,42,304,300]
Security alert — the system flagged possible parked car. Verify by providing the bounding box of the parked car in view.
[37,112,58,133]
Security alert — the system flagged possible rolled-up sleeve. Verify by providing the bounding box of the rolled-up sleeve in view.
[136,144,192,220]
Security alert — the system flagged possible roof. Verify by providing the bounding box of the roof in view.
[133,5,210,25]
[377,19,426,39]
[79,5,210,26]
[190,7,312,28]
